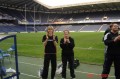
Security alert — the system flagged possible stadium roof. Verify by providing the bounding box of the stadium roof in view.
[0,0,120,13]
[34,0,120,9]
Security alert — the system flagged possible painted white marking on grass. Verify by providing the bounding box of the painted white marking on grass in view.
[19,61,115,78]
[74,70,115,77]
[19,61,43,67]
[19,43,104,50]
[21,73,40,78]
[2,43,104,50]
[75,47,103,50]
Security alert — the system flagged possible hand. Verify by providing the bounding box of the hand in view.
[114,37,118,42]
[46,34,48,39]
[66,39,70,43]
[117,35,120,40]
[64,38,67,44]
[114,35,120,42]
[53,35,55,40]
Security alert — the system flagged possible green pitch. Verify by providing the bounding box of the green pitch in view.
[17,32,104,65]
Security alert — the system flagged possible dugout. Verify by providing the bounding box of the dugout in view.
[0,35,20,79]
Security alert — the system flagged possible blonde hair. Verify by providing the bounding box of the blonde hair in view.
[47,26,54,31]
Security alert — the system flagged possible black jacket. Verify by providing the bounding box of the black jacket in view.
[60,37,75,56]
[102,28,111,42]
[104,31,120,55]
[104,28,111,35]
[42,35,58,54]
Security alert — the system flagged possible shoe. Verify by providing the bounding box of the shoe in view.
[62,78,65,79]
[71,78,76,79]
[6,68,16,73]
[116,76,120,79]
[51,78,56,79]
[41,78,47,79]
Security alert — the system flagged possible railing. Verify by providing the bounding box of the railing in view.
[19,19,120,25]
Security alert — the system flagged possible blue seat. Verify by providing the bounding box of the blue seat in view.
[8,45,15,51]
[0,50,4,64]
[0,56,2,60]
[0,66,7,76]
[0,53,3,64]
[7,45,15,57]
[0,49,11,64]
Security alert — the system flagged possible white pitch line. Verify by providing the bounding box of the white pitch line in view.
[21,73,40,78]
[18,61,115,78]
[74,70,115,77]
[19,61,42,67]
[2,43,103,50]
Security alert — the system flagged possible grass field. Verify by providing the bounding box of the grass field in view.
[14,32,105,65]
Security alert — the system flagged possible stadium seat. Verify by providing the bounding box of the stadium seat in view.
[0,52,3,64]
[7,45,15,57]
[0,66,7,76]
[0,49,11,64]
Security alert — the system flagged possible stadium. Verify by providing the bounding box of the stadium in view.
[0,0,120,79]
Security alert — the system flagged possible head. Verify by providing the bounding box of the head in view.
[46,26,54,36]
[110,23,119,33]
[63,30,70,39]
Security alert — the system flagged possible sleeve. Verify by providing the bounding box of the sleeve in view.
[67,38,75,49]
[60,38,66,49]
[104,28,110,35]
[42,35,46,42]
[104,33,114,46]
[60,38,75,50]
[55,36,58,43]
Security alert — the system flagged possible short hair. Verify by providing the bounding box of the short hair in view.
[63,30,70,34]
[109,23,118,28]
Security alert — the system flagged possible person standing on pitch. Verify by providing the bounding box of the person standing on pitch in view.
[103,24,112,58]
[102,23,120,79]
[60,30,76,79]
[42,26,58,79]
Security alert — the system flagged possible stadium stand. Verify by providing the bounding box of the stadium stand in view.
[67,25,84,31]
[0,23,26,33]
[1,7,120,23]
[0,1,120,33]
[80,25,102,32]
[35,26,47,31]
[99,24,109,32]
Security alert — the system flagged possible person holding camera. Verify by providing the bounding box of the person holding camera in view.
[42,26,58,79]
[60,30,75,79]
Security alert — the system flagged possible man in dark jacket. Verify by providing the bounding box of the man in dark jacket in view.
[102,23,120,79]
[103,24,113,58]
[60,30,75,79]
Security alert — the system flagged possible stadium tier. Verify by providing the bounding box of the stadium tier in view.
[80,25,102,32]
[0,7,120,33]
[0,24,112,33]
[0,24,26,33]
[1,8,120,23]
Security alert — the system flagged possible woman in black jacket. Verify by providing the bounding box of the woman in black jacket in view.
[60,30,75,79]
[42,26,58,79]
